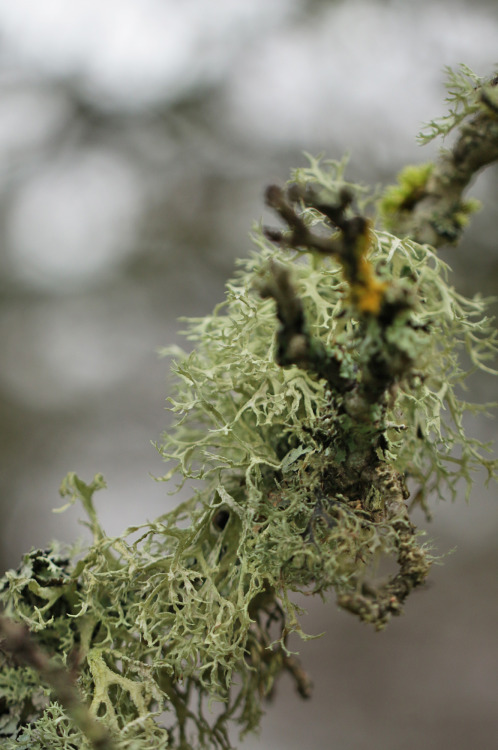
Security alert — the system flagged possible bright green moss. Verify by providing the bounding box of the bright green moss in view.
[378,162,434,230]
[453,197,482,229]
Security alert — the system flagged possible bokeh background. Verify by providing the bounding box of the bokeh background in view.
[0,1,497,748]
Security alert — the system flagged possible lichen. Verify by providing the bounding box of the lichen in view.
[0,73,497,750]
[417,63,484,145]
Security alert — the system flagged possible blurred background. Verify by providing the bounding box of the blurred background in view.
[0,0,496,748]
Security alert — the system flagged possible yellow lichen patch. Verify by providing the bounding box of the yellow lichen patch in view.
[341,220,388,316]
[352,271,388,315]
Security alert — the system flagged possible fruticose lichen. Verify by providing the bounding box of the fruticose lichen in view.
[0,69,497,750]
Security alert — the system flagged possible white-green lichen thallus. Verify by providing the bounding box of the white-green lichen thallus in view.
[0,65,497,750]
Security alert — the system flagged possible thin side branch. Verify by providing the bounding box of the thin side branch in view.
[393,76,498,246]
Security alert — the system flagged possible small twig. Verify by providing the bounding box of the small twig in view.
[336,520,431,630]
[264,184,342,255]
[282,653,313,699]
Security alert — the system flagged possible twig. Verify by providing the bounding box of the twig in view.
[393,76,498,246]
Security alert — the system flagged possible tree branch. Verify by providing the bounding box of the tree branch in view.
[384,74,498,246]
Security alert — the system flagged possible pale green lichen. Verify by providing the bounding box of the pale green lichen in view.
[417,63,484,144]
[1,77,497,750]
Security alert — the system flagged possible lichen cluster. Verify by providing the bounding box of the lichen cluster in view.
[0,69,497,750]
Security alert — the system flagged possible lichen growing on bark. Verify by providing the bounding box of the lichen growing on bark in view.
[0,67,497,750]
